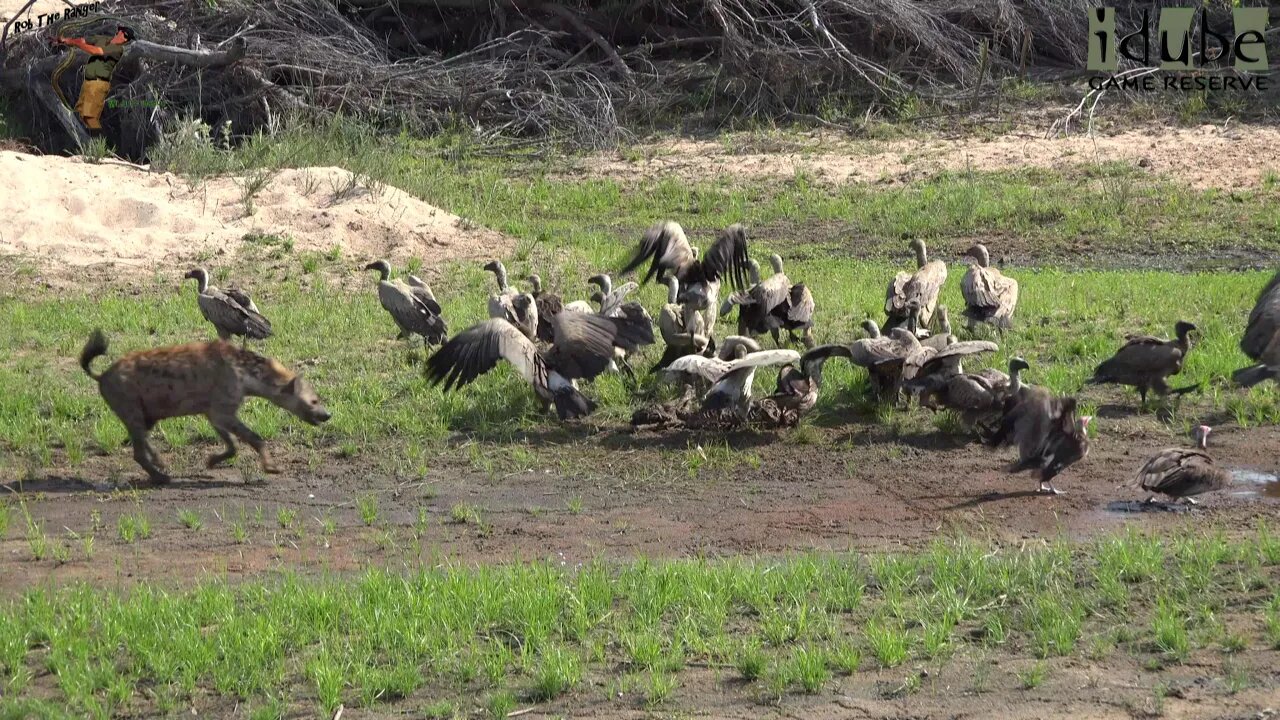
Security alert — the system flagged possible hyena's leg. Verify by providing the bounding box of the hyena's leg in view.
[204,418,239,468]
[127,427,170,484]
[227,415,277,474]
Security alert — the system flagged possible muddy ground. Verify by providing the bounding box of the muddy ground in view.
[5,406,1278,592]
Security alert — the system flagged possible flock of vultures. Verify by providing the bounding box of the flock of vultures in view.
[80,222,1280,503]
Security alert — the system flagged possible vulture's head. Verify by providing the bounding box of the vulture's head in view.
[362,260,391,279]
[860,319,881,338]
[1174,320,1198,342]
[1008,356,1030,374]
[1194,424,1212,449]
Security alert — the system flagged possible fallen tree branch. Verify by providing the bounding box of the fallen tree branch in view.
[539,3,633,85]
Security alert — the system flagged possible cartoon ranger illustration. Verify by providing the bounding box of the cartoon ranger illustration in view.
[51,25,134,133]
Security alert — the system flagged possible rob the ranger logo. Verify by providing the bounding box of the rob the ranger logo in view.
[1087,7,1270,91]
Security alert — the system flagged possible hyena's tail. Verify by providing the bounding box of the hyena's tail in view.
[80,329,108,381]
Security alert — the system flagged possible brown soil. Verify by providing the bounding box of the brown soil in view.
[564,123,1280,191]
[3,413,1279,718]
[4,408,1277,591]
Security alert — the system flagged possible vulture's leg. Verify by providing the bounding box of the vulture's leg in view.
[1137,385,1148,409]
[771,328,783,348]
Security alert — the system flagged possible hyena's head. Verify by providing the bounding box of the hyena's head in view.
[272,375,332,426]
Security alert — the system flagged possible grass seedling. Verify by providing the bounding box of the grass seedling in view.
[865,618,909,668]
[357,494,379,526]
[178,509,203,531]
[1019,661,1048,689]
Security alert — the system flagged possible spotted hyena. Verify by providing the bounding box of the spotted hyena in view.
[79,329,331,484]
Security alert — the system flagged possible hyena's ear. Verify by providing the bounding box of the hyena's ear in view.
[283,376,300,394]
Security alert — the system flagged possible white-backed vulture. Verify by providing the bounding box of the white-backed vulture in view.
[527,274,563,344]
[184,268,273,348]
[363,260,448,346]
[1233,269,1280,387]
[620,221,753,337]
[1087,320,1198,407]
[919,306,955,351]
[885,238,947,334]
[483,260,538,341]
[654,277,712,372]
[701,349,801,418]
[960,244,1019,333]
[908,356,1027,428]
[425,304,654,420]
[1134,425,1230,504]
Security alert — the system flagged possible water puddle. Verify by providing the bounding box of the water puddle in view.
[1230,469,1280,498]
[1105,500,1192,514]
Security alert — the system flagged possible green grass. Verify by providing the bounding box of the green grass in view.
[2,118,1279,474]
[0,526,1275,715]
[1,250,1274,475]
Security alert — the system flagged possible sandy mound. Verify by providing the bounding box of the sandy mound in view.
[0,151,514,271]
[574,123,1280,191]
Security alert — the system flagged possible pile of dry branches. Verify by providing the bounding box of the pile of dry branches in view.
[0,0,1203,155]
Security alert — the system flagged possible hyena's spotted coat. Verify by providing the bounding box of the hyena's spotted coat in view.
[79,329,331,484]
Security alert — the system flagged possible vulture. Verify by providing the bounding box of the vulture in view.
[526,274,563,343]
[425,302,655,420]
[660,336,763,393]
[885,238,947,334]
[700,348,801,419]
[910,356,1029,427]
[845,320,920,401]
[1233,269,1280,387]
[654,277,713,372]
[750,343,852,424]
[985,377,1091,495]
[620,220,753,337]
[771,282,817,349]
[483,260,538,341]
[722,255,788,336]
[363,260,448,346]
[898,331,999,385]
[1087,320,1198,407]
[960,243,1019,333]
[1133,425,1230,505]
[184,268,273,348]
[919,306,955,351]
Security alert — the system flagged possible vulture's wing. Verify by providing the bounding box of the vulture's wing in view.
[620,220,695,286]
[696,224,752,291]
[784,283,815,324]
[425,319,542,391]
[1243,269,1280,360]
[665,354,730,383]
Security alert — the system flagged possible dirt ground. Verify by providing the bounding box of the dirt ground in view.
[4,406,1278,592]
[564,122,1280,192]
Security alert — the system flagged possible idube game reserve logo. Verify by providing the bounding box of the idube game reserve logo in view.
[1087,7,1270,91]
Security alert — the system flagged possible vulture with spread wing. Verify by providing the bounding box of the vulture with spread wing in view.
[426,303,654,420]
[620,220,752,337]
